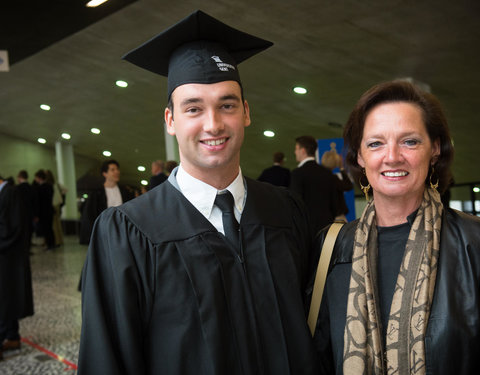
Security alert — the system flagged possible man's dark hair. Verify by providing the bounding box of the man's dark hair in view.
[273,152,285,163]
[18,170,28,180]
[100,160,120,175]
[295,136,317,157]
[34,169,47,181]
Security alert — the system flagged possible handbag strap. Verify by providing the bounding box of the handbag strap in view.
[307,222,344,336]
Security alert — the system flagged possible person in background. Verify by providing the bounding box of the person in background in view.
[79,160,133,245]
[34,169,55,251]
[78,10,318,375]
[257,151,291,187]
[45,170,67,247]
[0,174,34,360]
[321,148,353,222]
[313,80,480,374]
[149,160,167,190]
[164,160,178,177]
[16,170,37,249]
[290,135,337,235]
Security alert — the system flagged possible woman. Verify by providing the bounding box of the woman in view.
[321,149,353,222]
[313,80,480,375]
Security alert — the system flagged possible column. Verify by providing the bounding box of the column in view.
[55,141,78,219]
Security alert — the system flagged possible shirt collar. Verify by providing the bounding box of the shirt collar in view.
[176,165,246,219]
[298,156,315,167]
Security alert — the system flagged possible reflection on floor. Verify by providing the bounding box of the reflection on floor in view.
[0,235,87,374]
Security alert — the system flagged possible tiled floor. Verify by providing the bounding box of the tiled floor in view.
[0,236,87,374]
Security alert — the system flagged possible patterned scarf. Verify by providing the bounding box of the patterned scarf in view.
[343,188,443,375]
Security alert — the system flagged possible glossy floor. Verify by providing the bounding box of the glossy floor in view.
[0,236,87,374]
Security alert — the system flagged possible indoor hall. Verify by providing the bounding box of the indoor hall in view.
[1,1,480,375]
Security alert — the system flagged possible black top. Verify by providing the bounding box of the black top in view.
[257,165,291,187]
[377,221,410,343]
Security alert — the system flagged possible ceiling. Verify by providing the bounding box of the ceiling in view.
[1,0,480,188]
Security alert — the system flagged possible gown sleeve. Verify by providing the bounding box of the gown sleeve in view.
[78,207,155,375]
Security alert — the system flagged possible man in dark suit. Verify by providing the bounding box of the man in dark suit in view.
[79,160,133,244]
[149,160,167,190]
[16,170,36,247]
[289,135,337,235]
[34,169,55,250]
[257,151,291,187]
[0,175,34,359]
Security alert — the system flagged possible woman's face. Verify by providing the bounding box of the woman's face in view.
[357,102,440,205]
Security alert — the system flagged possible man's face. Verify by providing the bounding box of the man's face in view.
[103,163,120,184]
[294,143,305,163]
[165,80,251,182]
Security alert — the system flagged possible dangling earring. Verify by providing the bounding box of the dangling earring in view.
[429,166,439,190]
[359,169,371,201]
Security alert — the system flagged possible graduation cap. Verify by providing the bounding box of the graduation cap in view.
[122,10,273,99]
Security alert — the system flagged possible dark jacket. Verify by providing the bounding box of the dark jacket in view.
[149,172,167,190]
[312,208,480,375]
[0,183,34,321]
[257,165,291,187]
[79,185,133,244]
[290,160,337,235]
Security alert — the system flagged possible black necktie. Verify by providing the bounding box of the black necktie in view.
[215,191,240,250]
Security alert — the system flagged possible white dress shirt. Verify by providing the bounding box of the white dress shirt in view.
[176,165,246,235]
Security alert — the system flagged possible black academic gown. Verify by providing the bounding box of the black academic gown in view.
[0,183,34,322]
[78,175,318,375]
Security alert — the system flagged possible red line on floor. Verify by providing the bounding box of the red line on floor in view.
[21,337,78,371]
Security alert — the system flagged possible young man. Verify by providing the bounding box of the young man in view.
[78,11,318,374]
[79,160,133,244]
[290,135,338,234]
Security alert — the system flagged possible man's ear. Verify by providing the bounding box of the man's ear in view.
[165,107,175,135]
[243,100,251,128]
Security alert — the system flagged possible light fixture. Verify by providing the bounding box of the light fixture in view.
[473,187,480,193]
[103,150,112,157]
[263,130,275,137]
[86,0,109,7]
[40,104,51,111]
[137,166,146,172]
[116,80,128,88]
[91,128,101,134]
[141,180,148,186]
[37,138,47,144]
[61,133,71,140]
[293,87,307,94]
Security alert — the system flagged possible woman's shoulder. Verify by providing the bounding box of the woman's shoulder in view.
[316,220,358,264]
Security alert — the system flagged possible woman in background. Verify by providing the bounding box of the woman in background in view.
[313,80,480,375]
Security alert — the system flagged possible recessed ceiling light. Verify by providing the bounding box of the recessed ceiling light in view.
[137,166,146,172]
[37,138,46,144]
[141,180,148,186]
[263,130,275,137]
[103,150,112,157]
[474,187,480,193]
[116,80,128,88]
[91,128,101,134]
[40,104,51,111]
[86,0,109,7]
[293,87,307,94]
[61,133,71,140]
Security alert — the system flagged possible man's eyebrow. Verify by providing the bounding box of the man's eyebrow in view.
[179,97,203,107]
[220,94,241,102]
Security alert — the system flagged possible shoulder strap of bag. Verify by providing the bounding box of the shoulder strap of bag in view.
[307,221,345,336]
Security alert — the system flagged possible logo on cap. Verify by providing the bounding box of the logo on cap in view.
[211,56,235,72]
